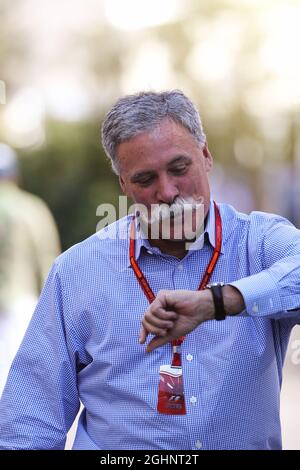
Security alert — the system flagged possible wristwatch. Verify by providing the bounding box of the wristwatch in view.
[206,282,226,321]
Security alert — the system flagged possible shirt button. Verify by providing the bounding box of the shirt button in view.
[190,396,197,405]
[177,264,183,270]
[186,354,193,362]
[252,303,259,313]
[195,440,202,449]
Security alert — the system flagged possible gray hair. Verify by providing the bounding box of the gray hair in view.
[101,90,206,175]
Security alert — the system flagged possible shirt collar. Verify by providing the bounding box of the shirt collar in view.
[127,199,222,267]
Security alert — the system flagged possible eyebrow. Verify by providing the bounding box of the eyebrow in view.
[130,155,192,183]
[167,155,192,167]
[130,171,155,183]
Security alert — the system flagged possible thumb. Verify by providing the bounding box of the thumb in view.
[146,335,170,353]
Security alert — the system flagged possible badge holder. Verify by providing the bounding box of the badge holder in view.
[157,339,186,415]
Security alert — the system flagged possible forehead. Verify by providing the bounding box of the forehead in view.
[117,119,200,172]
[134,119,196,148]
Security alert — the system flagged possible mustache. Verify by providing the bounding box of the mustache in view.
[138,196,204,224]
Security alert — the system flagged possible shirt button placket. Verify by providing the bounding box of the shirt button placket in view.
[195,440,202,449]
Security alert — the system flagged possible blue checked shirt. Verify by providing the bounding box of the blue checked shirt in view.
[0,200,300,450]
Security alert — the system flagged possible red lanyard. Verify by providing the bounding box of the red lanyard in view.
[129,201,222,351]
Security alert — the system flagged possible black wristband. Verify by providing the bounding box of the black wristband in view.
[208,283,226,321]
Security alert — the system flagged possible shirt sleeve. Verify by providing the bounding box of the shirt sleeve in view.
[0,262,80,450]
[230,216,300,320]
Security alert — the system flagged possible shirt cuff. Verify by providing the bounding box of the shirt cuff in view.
[229,270,284,317]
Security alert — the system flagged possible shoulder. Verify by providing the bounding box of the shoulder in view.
[53,215,131,276]
[218,202,295,245]
[219,201,292,229]
[18,189,53,214]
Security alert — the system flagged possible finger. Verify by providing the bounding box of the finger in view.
[143,313,175,330]
[146,335,171,353]
[142,317,172,337]
[139,325,148,344]
[149,307,178,321]
[156,290,176,309]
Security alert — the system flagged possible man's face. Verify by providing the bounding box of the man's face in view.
[117,118,213,240]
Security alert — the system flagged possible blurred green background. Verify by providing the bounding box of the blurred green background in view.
[20,120,121,250]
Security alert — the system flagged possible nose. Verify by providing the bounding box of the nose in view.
[156,174,179,205]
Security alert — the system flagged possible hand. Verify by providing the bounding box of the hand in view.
[139,289,214,352]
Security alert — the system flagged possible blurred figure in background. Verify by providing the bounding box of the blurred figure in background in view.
[0,144,60,394]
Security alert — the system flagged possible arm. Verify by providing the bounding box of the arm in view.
[140,216,300,352]
[140,285,244,352]
[230,217,300,319]
[0,263,80,449]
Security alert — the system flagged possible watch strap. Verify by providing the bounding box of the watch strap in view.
[210,284,226,321]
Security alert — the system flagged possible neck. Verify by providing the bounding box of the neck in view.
[138,204,210,259]
[149,238,188,259]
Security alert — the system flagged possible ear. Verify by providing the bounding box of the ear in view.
[119,174,127,195]
[203,142,213,172]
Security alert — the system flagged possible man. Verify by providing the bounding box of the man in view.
[0,91,299,450]
[0,144,60,393]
